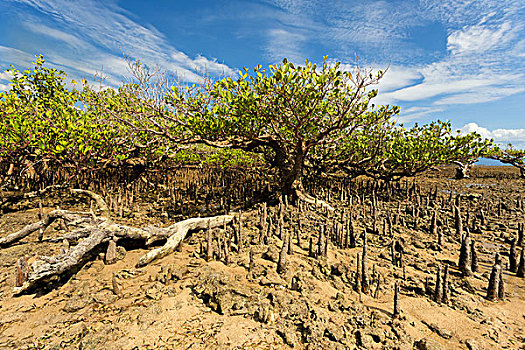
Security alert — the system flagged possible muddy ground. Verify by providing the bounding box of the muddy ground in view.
[0,166,524,349]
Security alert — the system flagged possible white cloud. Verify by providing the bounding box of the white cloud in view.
[0,44,125,88]
[403,107,437,114]
[460,123,525,142]
[390,2,523,107]
[0,45,34,68]
[375,66,422,93]
[447,21,514,55]
[493,129,525,141]
[2,0,523,129]
[459,122,493,139]
[513,39,525,58]
[0,70,13,91]
[381,73,522,103]
[374,16,524,109]
[170,52,232,77]
[4,0,236,85]
[261,0,431,65]
[434,86,525,105]
[0,71,13,80]
[263,0,524,120]
[420,0,521,27]
[323,0,422,45]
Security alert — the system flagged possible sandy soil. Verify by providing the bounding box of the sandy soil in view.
[0,166,524,349]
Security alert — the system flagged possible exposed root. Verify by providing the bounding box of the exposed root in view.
[453,161,471,180]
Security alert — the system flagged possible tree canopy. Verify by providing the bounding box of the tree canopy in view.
[0,55,502,201]
[0,56,162,166]
[490,145,525,178]
[174,58,399,205]
[318,120,493,180]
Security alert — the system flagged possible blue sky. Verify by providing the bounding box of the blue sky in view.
[1,0,524,146]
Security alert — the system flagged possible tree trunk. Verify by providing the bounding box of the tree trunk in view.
[453,161,471,179]
[277,142,334,211]
[278,143,304,198]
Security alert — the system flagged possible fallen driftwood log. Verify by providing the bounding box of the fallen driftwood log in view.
[0,188,233,294]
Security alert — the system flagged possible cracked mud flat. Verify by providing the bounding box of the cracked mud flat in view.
[0,166,524,349]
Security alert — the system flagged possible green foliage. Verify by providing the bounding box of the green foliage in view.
[0,56,162,166]
[0,55,82,162]
[491,145,525,165]
[0,55,496,186]
[79,83,170,162]
[174,58,396,146]
[165,57,399,192]
[203,148,264,168]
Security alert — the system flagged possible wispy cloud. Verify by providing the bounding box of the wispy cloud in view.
[22,21,88,51]
[375,66,422,93]
[371,14,523,110]
[381,73,521,103]
[262,0,445,65]
[266,28,307,63]
[434,86,525,105]
[262,0,524,120]
[326,1,422,48]
[0,70,13,91]
[420,0,523,28]
[3,0,236,86]
[2,0,523,127]
[0,45,35,67]
[447,21,515,55]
